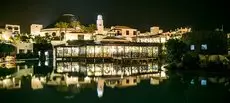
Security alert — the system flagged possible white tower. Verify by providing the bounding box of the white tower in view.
[30,24,43,36]
[96,15,104,34]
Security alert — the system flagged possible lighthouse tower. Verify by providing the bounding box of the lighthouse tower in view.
[96,15,104,34]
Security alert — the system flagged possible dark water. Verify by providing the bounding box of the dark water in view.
[0,60,230,103]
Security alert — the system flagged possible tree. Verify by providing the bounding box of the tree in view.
[165,39,188,63]
[87,24,96,33]
[45,33,51,42]
[70,21,81,31]
[80,25,87,33]
[182,52,200,69]
[182,31,227,55]
[34,35,48,44]
[55,22,69,41]
[81,24,97,40]
[0,43,16,57]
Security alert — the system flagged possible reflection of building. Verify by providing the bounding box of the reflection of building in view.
[97,79,104,98]
[105,77,139,88]
[31,76,46,90]
[56,62,160,76]
[0,78,21,89]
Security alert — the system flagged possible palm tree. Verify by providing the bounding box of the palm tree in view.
[0,43,16,57]
[45,33,51,42]
[55,22,69,41]
[80,25,87,33]
[71,21,81,31]
[86,24,97,40]
[87,24,97,33]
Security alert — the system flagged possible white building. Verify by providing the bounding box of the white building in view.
[150,26,163,35]
[30,14,95,41]
[5,24,20,34]
[16,43,33,54]
[0,24,20,41]
[136,35,169,43]
[137,26,168,43]
[227,33,230,38]
[111,26,138,41]
[30,24,43,36]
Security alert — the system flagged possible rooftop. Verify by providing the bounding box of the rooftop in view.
[112,26,135,30]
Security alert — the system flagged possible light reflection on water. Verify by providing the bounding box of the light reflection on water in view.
[0,61,230,102]
[0,61,167,96]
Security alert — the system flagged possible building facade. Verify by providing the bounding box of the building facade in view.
[111,26,138,41]
[16,43,33,54]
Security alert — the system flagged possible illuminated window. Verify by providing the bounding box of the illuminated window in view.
[201,44,207,50]
[190,45,195,50]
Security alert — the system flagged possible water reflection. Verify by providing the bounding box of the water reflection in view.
[1,60,230,101]
[0,61,168,97]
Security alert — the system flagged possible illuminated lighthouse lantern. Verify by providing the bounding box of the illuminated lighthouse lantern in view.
[96,15,104,34]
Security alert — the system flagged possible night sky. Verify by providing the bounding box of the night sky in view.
[0,0,228,33]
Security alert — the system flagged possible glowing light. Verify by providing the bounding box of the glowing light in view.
[45,51,49,56]
[201,79,207,86]
[97,79,104,98]
[45,61,48,66]
[97,89,103,98]
[85,76,91,82]
[38,51,41,56]
[38,61,41,66]
[191,79,195,85]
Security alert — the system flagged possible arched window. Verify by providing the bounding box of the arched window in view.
[52,32,56,37]
[60,32,65,40]
[61,32,65,36]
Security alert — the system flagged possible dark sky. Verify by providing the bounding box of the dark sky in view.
[0,0,228,33]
